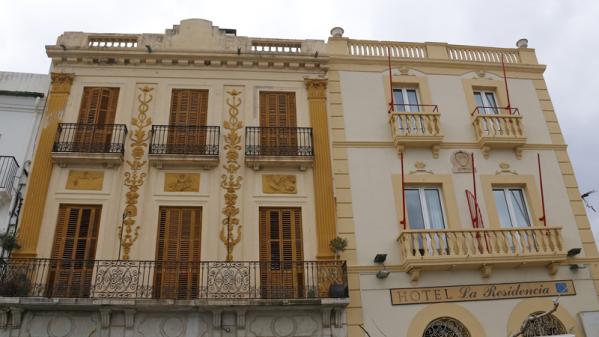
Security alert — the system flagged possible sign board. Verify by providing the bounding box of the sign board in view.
[390,280,575,305]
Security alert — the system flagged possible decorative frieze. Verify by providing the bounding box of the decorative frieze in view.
[164,173,200,192]
[65,170,104,190]
[262,175,297,194]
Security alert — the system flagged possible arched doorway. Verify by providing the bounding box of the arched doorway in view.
[423,317,471,337]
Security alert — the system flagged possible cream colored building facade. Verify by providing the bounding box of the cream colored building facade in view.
[0,19,346,337]
[1,18,598,337]
[325,31,599,337]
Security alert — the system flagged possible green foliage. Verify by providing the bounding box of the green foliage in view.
[329,236,348,255]
[0,233,20,251]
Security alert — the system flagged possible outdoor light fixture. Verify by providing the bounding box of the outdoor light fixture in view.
[567,248,582,257]
[374,253,389,279]
[374,254,387,264]
[569,264,586,271]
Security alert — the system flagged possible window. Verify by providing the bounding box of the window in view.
[405,188,446,230]
[423,317,471,337]
[493,188,531,228]
[393,88,420,112]
[48,204,102,297]
[522,312,567,337]
[473,90,498,114]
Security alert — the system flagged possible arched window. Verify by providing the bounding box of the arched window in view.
[423,317,471,337]
[522,312,567,337]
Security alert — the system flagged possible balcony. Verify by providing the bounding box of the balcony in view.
[148,125,220,169]
[52,123,127,167]
[0,156,19,204]
[389,105,443,158]
[0,259,347,304]
[245,127,314,170]
[471,107,526,159]
[397,227,567,281]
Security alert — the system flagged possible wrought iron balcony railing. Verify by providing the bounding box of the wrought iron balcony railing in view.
[0,259,347,300]
[245,127,313,157]
[53,123,128,154]
[0,156,19,198]
[149,125,220,156]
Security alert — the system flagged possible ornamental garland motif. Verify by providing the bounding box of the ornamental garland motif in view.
[119,86,153,260]
[220,89,243,261]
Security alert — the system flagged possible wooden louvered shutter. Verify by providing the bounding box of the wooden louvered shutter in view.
[259,207,304,299]
[154,206,202,299]
[168,89,209,153]
[75,87,119,152]
[48,204,101,298]
[259,92,297,156]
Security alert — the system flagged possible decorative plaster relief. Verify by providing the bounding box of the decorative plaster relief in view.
[220,89,243,261]
[135,313,209,337]
[248,314,319,337]
[120,85,153,260]
[451,151,473,173]
[262,175,297,194]
[65,170,104,190]
[164,173,200,192]
[496,162,518,175]
[409,162,433,175]
[21,312,98,337]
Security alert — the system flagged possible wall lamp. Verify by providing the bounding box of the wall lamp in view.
[374,254,389,279]
[567,248,581,257]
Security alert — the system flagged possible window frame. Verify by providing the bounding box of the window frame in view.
[405,186,447,230]
[492,187,532,228]
[392,87,421,112]
[473,90,499,115]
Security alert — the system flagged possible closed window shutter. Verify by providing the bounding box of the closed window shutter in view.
[259,92,297,155]
[75,87,119,151]
[49,204,101,298]
[168,89,209,153]
[155,206,202,299]
[259,207,304,298]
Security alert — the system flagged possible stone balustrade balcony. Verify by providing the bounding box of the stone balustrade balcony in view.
[471,107,527,158]
[397,227,567,281]
[388,104,443,158]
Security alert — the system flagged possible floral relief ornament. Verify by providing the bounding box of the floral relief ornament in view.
[220,89,243,261]
[119,86,153,260]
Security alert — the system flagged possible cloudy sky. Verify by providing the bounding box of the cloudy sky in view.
[1,0,598,242]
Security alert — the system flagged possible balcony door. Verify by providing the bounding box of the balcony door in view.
[75,87,119,152]
[259,207,304,298]
[168,89,208,154]
[154,206,202,299]
[48,204,101,297]
[259,92,297,156]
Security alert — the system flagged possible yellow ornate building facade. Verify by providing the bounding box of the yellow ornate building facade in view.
[0,18,598,337]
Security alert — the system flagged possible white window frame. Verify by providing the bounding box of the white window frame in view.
[493,187,532,228]
[392,87,420,113]
[473,90,499,114]
[405,187,447,230]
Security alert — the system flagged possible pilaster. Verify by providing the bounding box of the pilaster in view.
[14,72,74,257]
[305,79,336,259]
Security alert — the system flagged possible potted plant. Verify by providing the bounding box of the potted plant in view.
[0,233,21,252]
[328,236,348,298]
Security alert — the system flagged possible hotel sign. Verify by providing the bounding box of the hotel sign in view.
[390,280,575,305]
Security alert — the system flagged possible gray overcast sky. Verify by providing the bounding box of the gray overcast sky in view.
[1,0,598,243]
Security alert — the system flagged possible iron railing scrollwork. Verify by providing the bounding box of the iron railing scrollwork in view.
[53,123,128,154]
[245,127,313,157]
[0,259,347,300]
[149,125,220,156]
